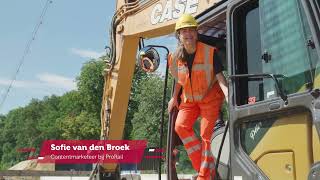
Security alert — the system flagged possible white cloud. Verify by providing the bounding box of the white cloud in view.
[36,73,76,90]
[0,78,36,88]
[70,48,104,59]
[0,73,76,93]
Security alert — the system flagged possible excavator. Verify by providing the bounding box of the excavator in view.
[90,0,320,179]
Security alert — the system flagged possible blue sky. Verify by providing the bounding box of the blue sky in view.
[0,0,177,115]
[0,0,115,114]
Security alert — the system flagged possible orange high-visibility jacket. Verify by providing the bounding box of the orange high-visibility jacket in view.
[169,42,219,102]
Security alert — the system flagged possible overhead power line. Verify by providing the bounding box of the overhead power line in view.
[0,0,53,112]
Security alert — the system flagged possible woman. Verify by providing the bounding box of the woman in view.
[168,14,228,180]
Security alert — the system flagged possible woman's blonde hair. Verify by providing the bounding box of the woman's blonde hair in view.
[172,31,186,62]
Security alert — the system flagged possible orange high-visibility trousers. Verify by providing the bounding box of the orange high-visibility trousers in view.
[175,84,223,180]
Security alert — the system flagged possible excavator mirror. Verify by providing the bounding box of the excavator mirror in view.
[137,46,160,72]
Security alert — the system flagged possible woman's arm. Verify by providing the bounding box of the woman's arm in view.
[216,72,228,103]
[168,82,182,112]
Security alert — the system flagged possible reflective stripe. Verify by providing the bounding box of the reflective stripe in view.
[191,46,212,87]
[200,161,215,169]
[192,64,212,86]
[192,64,209,70]
[202,150,214,158]
[181,135,198,144]
[184,45,212,101]
[184,94,203,101]
[186,144,201,155]
[200,160,215,180]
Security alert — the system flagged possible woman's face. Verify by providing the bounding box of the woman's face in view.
[178,27,197,47]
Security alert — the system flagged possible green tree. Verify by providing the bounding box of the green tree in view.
[124,66,149,139]
[0,57,106,169]
[0,115,5,158]
[60,111,100,139]
[0,101,43,168]
[37,95,63,141]
[77,59,105,116]
[130,74,173,147]
[58,90,83,116]
[57,59,105,140]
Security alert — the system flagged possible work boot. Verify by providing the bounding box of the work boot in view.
[213,118,225,132]
[213,171,221,180]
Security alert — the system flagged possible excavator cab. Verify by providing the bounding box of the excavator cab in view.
[227,0,320,179]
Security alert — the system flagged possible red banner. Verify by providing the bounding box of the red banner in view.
[37,140,147,164]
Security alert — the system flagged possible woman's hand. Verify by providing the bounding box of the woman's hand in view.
[168,97,179,113]
[216,72,229,103]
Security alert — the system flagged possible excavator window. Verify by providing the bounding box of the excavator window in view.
[233,0,318,106]
[233,0,262,106]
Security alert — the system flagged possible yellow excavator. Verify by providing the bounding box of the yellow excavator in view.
[90,0,320,179]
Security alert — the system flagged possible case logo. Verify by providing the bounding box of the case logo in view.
[150,0,199,25]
